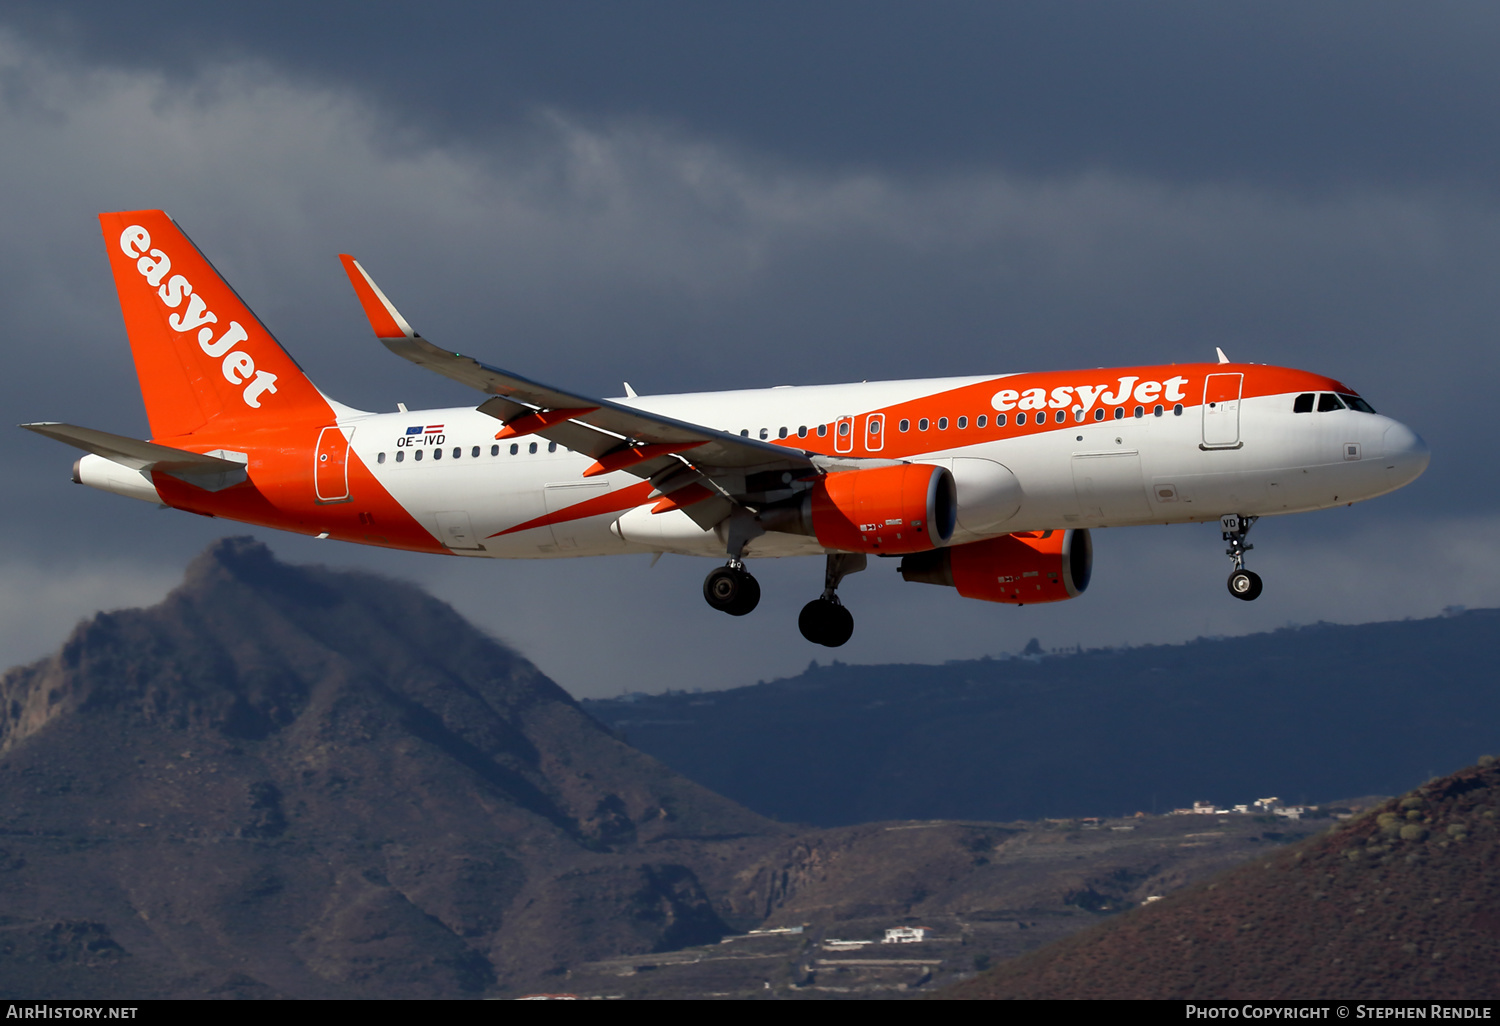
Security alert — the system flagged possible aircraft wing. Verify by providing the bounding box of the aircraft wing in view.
[340,255,821,525]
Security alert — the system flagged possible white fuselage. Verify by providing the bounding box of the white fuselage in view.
[342,375,1427,560]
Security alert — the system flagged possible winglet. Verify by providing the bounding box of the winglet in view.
[1216,346,1231,364]
[339,254,416,340]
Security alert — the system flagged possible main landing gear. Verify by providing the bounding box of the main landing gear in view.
[699,546,866,648]
[798,553,866,648]
[1221,514,1263,601]
[703,559,760,616]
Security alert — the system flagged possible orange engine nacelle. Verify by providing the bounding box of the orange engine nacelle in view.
[808,464,957,554]
[898,529,1092,605]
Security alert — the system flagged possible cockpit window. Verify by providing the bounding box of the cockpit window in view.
[1339,394,1377,414]
[1317,393,1346,412]
[1293,393,1314,413]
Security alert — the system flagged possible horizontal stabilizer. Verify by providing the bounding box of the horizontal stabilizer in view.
[20,422,248,491]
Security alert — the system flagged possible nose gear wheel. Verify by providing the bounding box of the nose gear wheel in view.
[1227,568,1263,601]
[1221,514,1263,602]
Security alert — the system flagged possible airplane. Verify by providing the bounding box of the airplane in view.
[22,210,1430,647]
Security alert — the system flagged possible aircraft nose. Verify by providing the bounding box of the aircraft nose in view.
[1382,421,1430,488]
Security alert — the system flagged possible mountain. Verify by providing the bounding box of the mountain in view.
[583,611,1500,826]
[0,538,787,999]
[6,538,1487,999]
[944,756,1500,999]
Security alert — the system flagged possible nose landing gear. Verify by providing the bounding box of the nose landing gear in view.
[1222,514,1263,601]
[703,559,760,616]
[798,552,866,647]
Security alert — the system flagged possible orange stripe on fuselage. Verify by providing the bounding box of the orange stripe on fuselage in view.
[142,362,1351,549]
[149,424,446,554]
[770,363,1350,460]
[492,480,656,538]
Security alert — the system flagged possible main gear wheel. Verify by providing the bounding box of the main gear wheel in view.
[703,564,760,616]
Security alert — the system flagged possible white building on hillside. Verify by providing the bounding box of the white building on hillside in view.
[883,927,932,944]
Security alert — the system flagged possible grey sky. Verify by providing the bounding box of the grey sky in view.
[1,5,1496,696]
[11,1,1500,190]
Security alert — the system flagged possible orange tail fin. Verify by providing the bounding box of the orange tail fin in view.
[99,210,332,439]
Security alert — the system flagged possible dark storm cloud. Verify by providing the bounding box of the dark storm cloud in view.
[6,1,1500,190]
[0,9,1495,696]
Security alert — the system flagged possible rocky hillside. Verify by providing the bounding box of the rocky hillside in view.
[6,537,1475,1000]
[0,538,788,999]
[944,757,1500,999]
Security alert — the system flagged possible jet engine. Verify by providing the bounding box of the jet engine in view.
[761,463,957,554]
[898,528,1092,604]
[809,463,956,553]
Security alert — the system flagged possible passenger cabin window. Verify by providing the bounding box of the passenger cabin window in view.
[818,424,828,437]
[778,427,788,439]
[1093,408,1105,421]
[838,422,851,437]
[1133,406,1144,418]
[414,449,423,461]
[510,443,519,455]
[548,441,558,452]
[1340,394,1377,414]
[395,450,404,463]
[1055,410,1065,423]
[918,418,929,430]
[1317,393,1346,412]
[1153,405,1163,417]
[740,429,749,437]
[957,416,967,429]
[759,428,769,440]
[433,448,442,460]
[1016,412,1027,425]
[1114,408,1124,420]
[938,417,948,430]
[977,415,988,428]
[528,442,538,454]
[491,444,499,456]
[1173,403,1183,416]
[899,419,910,432]
[472,446,481,458]
[798,426,808,437]
[1293,393,1315,413]
[377,452,386,464]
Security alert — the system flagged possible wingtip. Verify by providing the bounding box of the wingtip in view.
[338,253,415,340]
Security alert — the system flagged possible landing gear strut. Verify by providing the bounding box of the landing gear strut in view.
[799,553,866,647]
[703,559,760,616]
[1221,514,1263,601]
